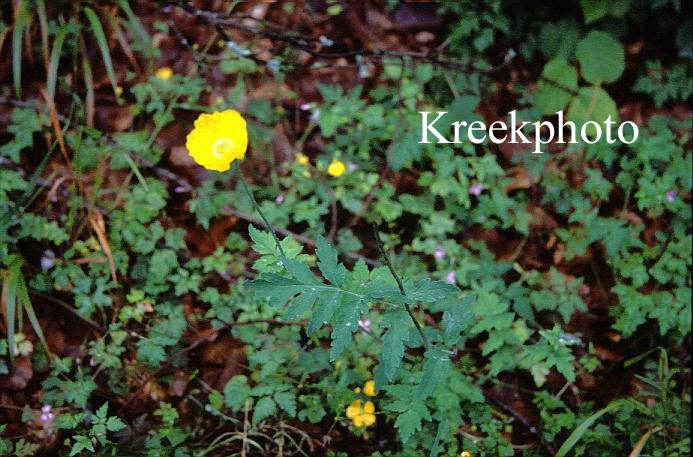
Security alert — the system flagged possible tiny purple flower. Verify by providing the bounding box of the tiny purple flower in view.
[275,193,285,205]
[445,271,456,285]
[309,109,320,124]
[41,405,52,414]
[434,244,446,261]
[347,162,359,172]
[40,251,55,270]
[666,190,677,203]
[469,183,483,196]
[300,103,312,111]
[358,319,371,335]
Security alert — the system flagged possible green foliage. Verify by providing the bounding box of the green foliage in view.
[0,1,689,455]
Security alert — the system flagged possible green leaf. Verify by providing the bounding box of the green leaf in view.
[274,391,297,417]
[83,7,119,94]
[406,279,458,303]
[415,348,451,400]
[567,86,619,137]
[47,25,69,104]
[252,396,277,424]
[442,295,474,345]
[579,0,608,23]
[394,403,431,443]
[381,309,411,381]
[329,295,362,361]
[224,375,252,412]
[556,401,625,456]
[316,235,347,287]
[534,59,578,114]
[576,31,625,84]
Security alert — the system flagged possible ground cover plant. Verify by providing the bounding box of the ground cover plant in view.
[0,0,690,456]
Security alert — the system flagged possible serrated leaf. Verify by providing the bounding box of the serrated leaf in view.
[274,391,297,417]
[407,279,458,303]
[329,295,362,361]
[284,292,317,319]
[415,348,451,400]
[249,273,305,308]
[394,403,431,443]
[283,258,321,285]
[307,289,342,335]
[442,295,475,345]
[316,235,347,287]
[224,375,252,412]
[381,309,411,381]
[253,396,276,424]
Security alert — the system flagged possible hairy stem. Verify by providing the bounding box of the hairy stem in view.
[234,161,285,258]
[372,224,430,349]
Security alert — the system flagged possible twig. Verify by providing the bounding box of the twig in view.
[164,0,514,72]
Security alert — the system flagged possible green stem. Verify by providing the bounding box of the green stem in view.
[372,224,430,349]
[234,161,285,258]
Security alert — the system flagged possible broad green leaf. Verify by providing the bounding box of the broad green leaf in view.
[534,59,578,114]
[567,86,619,137]
[576,31,625,84]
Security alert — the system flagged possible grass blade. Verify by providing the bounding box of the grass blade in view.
[12,0,28,98]
[556,400,624,457]
[16,272,50,358]
[83,6,118,94]
[47,25,69,105]
[2,256,21,363]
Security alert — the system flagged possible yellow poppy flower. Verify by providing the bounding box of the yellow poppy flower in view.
[346,399,376,428]
[460,452,472,457]
[296,153,310,165]
[363,380,376,397]
[155,67,173,80]
[327,159,345,177]
[186,110,248,172]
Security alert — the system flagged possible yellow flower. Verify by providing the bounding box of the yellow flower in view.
[327,159,345,177]
[296,153,309,165]
[115,86,123,96]
[345,399,376,428]
[460,452,472,457]
[155,67,173,80]
[363,380,376,397]
[186,110,248,172]
[353,387,361,394]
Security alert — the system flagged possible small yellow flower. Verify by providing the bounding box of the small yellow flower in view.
[354,387,361,394]
[460,451,472,457]
[296,153,310,165]
[115,86,123,96]
[186,110,248,172]
[363,380,376,397]
[346,399,376,428]
[327,159,345,177]
[155,67,173,80]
